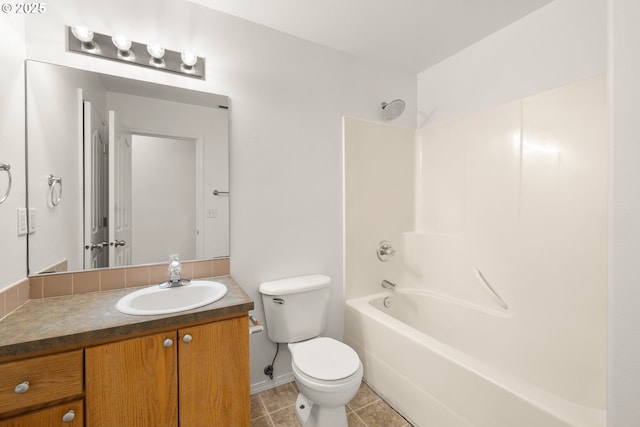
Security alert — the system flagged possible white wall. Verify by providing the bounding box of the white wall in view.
[22,0,416,390]
[417,0,606,127]
[608,0,640,424]
[344,118,415,300]
[26,61,108,273]
[0,15,26,291]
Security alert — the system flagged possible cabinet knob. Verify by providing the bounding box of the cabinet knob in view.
[163,338,173,348]
[14,381,29,394]
[182,334,193,343]
[62,410,76,423]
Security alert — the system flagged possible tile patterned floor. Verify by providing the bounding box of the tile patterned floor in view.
[251,381,413,427]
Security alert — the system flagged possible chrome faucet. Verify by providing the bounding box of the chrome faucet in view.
[376,240,396,262]
[381,279,396,290]
[160,254,191,288]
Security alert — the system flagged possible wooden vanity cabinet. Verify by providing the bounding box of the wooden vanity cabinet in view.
[85,315,250,427]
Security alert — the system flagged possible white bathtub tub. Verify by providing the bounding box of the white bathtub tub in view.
[344,290,605,427]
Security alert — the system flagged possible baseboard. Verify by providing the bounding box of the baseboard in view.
[250,372,295,395]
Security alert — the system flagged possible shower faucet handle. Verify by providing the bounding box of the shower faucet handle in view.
[376,240,396,262]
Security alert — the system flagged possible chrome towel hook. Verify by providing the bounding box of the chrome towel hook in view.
[48,174,63,207]
[0,163,11,204]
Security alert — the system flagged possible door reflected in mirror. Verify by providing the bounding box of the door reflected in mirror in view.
[26,60,229,275]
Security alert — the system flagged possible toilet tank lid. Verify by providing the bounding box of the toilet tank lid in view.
[259,274,331,296]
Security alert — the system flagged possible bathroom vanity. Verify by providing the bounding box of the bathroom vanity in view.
[0,276,252,427]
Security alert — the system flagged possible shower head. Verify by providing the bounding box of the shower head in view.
[381,99,405,120]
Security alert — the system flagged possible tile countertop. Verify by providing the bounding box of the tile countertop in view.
[0,276,254,360]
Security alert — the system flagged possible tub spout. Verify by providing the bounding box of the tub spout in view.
[381,279,396,290]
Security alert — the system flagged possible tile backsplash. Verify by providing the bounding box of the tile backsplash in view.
[29,258,230,299]
[0,278,30,320]
[0,258,230,320]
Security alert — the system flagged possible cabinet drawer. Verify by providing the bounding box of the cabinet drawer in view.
[0,350,83,415]
[0,399,83,427]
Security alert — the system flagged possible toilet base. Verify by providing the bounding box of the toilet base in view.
[294,393,348,427]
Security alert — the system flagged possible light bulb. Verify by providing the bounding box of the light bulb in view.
[71,24,100,54]
[71,25,93,43]
[112,34,131,51]
[112,34,134,61]
[147,42,165,59]
[147,42,166,68]
[181,51,198,67]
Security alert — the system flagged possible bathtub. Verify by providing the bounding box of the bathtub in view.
[344,289,606,427]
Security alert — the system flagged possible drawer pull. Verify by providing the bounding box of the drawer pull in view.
[163,338,173,348]
[14,381,29,394]
[182,334,193,343]
[62,410,76,423]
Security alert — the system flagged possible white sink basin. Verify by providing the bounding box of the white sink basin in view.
[116,280,228,315]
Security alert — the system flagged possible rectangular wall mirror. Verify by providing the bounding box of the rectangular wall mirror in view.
[26,60,229,275]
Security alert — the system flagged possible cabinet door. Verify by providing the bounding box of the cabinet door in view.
[85,332,178,427]
[179,316,250,427]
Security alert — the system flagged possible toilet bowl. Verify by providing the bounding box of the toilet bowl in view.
[289,337,363,426]
[258,274,363,427]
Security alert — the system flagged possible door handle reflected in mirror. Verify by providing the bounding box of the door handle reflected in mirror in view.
[111,240,126,247]
[85,241,109,250]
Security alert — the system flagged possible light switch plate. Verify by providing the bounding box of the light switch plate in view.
[28,208,36,233]
[17,208,27,236]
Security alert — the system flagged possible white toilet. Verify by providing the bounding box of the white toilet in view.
[259,274,363,427]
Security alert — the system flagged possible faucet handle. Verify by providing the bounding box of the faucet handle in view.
[168,253,181,268]
[376,240,396,262]
[168,253,182,281]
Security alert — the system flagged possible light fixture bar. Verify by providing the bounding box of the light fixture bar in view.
[66,26,205,80]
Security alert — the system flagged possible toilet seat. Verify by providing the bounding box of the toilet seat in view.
[293,360,363,390]
[290,337,361,381]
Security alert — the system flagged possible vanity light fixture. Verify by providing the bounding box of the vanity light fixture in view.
[66,25,205,79]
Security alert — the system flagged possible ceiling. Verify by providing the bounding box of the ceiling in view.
[189,0,554,73]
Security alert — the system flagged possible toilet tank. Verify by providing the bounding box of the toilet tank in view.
[259,274,331,343]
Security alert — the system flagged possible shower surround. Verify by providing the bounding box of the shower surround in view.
[343,75,607,426]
